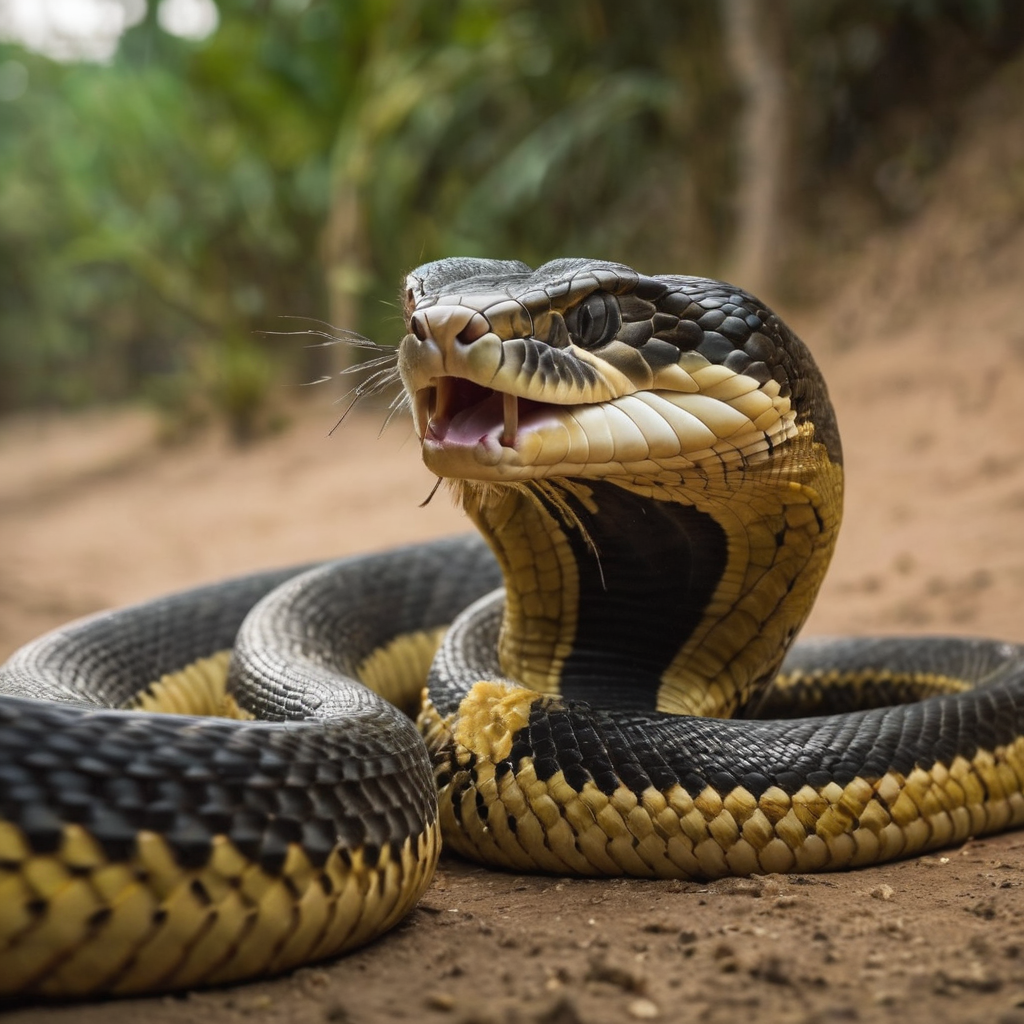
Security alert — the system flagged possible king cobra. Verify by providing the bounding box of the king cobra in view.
[3,257,1024,998]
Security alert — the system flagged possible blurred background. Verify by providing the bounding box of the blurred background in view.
[2,0,1024,659]
[2,0,1021,436]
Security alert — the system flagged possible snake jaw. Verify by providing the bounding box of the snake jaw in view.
[411,369,797,481]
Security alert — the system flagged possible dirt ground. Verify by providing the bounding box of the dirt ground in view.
[5,60,1024,1024]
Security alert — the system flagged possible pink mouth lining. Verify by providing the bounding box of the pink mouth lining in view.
[423,378,559,450]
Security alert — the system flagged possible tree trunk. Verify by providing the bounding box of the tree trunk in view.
[721,0,790,298]
[318,178,368,377]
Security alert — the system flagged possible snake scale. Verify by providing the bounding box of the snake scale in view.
[3,257,1024,998]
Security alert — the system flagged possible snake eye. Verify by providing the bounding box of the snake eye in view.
[567,292,621,349]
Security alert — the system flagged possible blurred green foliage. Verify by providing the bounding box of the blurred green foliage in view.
[0,0,1020,437]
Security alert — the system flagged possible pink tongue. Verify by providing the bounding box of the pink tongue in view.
[445,392,505,444]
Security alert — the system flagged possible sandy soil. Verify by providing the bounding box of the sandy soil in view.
[5,58,1024,1024]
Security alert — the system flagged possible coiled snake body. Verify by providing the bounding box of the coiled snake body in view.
[3,258,1024,997]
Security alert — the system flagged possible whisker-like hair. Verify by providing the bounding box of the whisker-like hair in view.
[378,391,412,437]
[336,351,399,376]
[353,363,402,390]
[440,479,599,570]
[263,317,410,435]
[418,477,445,507]
[328,358,406,435]
[523,480,605,588]
[260,315,381,347]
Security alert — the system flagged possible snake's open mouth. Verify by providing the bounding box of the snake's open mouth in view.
[414,377,560,451]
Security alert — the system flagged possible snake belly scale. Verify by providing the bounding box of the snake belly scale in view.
[3,257,1024,997]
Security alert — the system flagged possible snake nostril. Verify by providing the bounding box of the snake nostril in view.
[456,313,490,346]
[410,313,427,341]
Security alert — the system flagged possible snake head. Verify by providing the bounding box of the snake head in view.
[398,257,829,483]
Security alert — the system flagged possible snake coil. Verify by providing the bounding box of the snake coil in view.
[2,257,1023,998]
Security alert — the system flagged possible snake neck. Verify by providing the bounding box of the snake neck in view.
[461,436,843,717]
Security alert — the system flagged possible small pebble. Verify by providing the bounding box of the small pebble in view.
[425,991,456,1011]
[627,997,660,1019]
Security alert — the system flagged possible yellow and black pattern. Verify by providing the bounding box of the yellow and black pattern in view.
[3,256,1024,999]
[420,659,1024,879]
[0,695,440,996]
[0,542,500,998]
